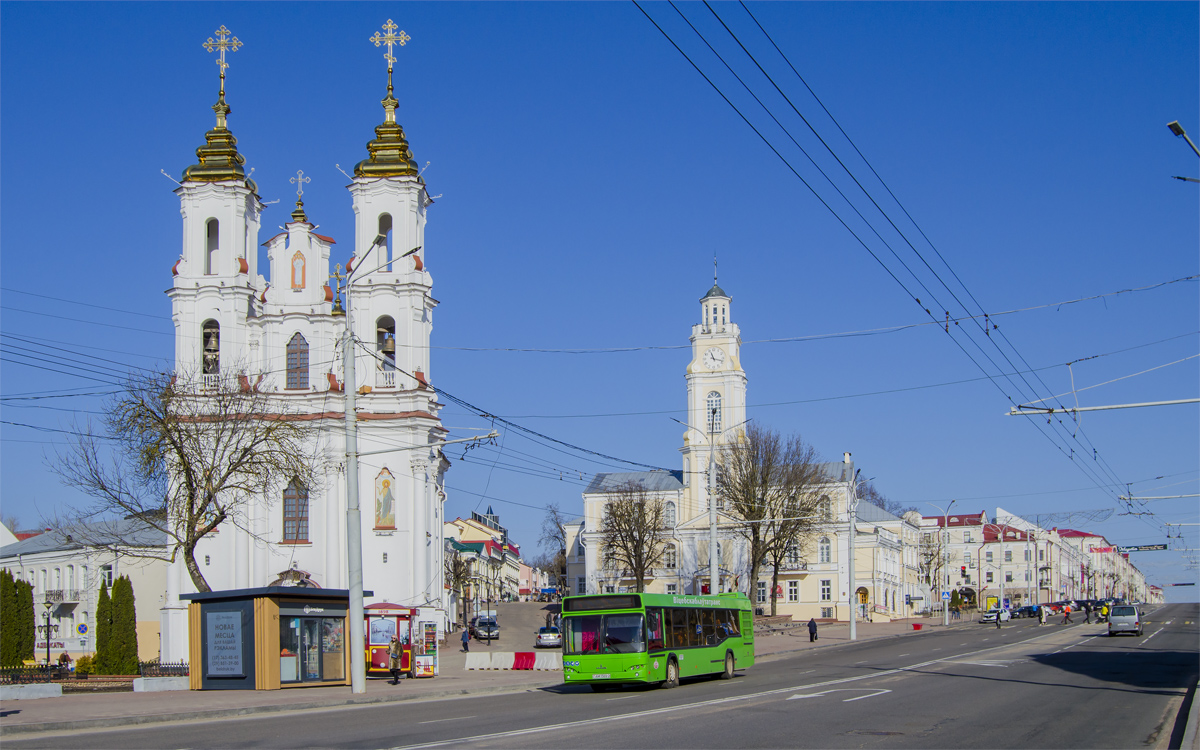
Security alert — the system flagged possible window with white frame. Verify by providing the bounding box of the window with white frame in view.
[787,580,799,602]
[666,583,677,595]
[706,392,722,433]
[820,579,831,601]
[821,496,832,521]
[818,537,831,564]
[986,551,993,563]
[1004,550,1012,563]
[1024,549,1031,562]
[986,572,994,583]
[756,581,767,603]
[576,577,586,594]
[785,544,800,565]
[664,502,676,528]
[99,565,113,588]
[664,544,677,569]
[821,607,833,619]
[1005,572,1013,583]
[965,552,973,567]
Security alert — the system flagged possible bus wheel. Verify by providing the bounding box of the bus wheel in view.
[662,658,679,689]
[720,652,734,680]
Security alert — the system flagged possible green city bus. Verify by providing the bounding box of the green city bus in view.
[561,592,755,691]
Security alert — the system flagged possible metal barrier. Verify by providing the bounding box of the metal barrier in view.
[139,660,189,677]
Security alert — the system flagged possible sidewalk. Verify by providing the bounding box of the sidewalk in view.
[0,614,977,737]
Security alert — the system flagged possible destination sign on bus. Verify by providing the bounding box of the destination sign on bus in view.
[563,594,640,612]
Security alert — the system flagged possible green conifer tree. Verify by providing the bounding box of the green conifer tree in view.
[111,576,139,674]
[0,569,17,666]
[950,589,962,611]
[14,577,36,663]
[95,581,112,674]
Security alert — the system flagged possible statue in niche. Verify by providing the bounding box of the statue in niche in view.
[291,251,306,289]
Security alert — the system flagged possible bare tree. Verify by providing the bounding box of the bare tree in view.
[444,543,472,626]
[51,367,320,592]
[717,424,826,610]
[539,502,570,594]
[0,512,21,536]
[859,481,917,518]
[598,481,666,593]
[917,527,958,602]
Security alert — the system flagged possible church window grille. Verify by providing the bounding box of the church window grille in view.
[706,392,722,433]
[819,537,831,564]
[205,219,219,275]
[286,333,310,390]
[664,502,676,528]
[664,544,677,569]
[283,481,309,542]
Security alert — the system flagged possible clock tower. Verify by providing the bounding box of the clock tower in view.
[681,273,746,515]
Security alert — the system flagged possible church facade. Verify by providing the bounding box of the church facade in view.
[160,26,449,660]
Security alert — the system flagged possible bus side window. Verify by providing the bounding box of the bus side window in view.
[701,609,716,646]
[671,608,688,649]
[724,609,740,637]
[647,608,665,651]
[687,609,702,648]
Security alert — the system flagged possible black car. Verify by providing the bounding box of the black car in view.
[1011,605,1037,619]
[474,618,500,641]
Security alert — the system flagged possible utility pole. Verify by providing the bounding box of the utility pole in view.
[342,289,366,694]
[709,414,718,595]
[845,453,857,641]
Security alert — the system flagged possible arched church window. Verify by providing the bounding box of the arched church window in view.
[819,536,831,564]
[283,480,309,543]
[706,391,722,433]
[201,320,220,375]
[205,219,219,275]
[664,544,677,569]
[664,502,676,528]
[378,213,393,257]
[286,332,309,390]
[291,251,306,289]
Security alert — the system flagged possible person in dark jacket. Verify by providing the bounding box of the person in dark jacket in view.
[387,635,403,685]
[461,627,470,652]
[807,618,818,642]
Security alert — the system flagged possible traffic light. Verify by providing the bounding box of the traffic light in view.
[961,566,967,577]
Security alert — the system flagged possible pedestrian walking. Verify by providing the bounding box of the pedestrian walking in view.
[807,618,818,642]
[1084,602,1092,624]
[1062,605,1073,624]
[1038,605,1047,626]
[1100,603,1109,622]
[461,627,470,653]
[387,635,403,684]
[996,610,1003,629]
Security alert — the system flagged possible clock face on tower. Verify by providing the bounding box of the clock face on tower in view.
[703,347,726,370]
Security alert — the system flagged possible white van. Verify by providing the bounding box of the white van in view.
[1107,605,1143,636]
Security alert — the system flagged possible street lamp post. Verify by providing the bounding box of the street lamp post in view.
[923,500,957,627]
[41,600,55,669]
[1168,121,1200,158]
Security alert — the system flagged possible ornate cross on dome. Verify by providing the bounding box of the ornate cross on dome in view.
[203,25,242,92]
[370,20,410,73]
[713,254,718,284]
[290,170,310,200]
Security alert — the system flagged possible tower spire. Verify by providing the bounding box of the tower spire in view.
[289,170,311,222]
[355,20,419,178]
[182,25,249,185]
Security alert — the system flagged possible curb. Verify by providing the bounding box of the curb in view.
[0,679,563,737]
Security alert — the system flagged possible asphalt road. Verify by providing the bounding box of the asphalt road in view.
[10,603,1197,749]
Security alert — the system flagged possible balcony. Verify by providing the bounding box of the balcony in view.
[777,561,809,572]
[375,369,397,389]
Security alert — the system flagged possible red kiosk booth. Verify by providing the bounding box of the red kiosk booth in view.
[364,603,416,678]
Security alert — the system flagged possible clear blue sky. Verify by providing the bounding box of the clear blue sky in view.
[2,2,1196,598]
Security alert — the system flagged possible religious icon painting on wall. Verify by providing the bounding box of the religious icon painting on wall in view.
[375,468,396,529]
[291,251,306,289]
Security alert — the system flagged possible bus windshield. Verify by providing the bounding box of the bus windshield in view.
[563,614,646,655]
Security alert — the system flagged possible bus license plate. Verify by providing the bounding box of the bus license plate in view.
[592,674,610,679]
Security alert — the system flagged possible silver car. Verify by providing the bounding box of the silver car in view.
[1107,605,1143,636]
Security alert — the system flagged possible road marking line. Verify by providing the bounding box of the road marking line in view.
[788,688,892,702]
[605,695,638,701]
[896,654,909,657]
[418,716,476,724]
[854,660,868,664]
[1142,627,1164,643]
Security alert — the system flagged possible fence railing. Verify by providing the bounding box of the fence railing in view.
[0,665,88,684]
[140,660,189,677]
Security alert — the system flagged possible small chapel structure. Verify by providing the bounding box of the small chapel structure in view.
[160,24,449,661]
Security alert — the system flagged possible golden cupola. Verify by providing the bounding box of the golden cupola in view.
[182,26,255,190]
[355,20,420,179]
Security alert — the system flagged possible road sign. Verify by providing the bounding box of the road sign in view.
[941,591,951,600]
[1118,544,1167,552]
[77,623,88,635]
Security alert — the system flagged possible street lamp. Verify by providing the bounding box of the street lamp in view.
[41,599,56,669]
[1167,121,1200,158]
[923,500,956,627]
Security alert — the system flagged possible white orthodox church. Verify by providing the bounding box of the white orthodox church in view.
[160,30,449,660]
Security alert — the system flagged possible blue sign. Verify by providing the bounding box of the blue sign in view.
[77,623,88,635]
[941,591,951,600]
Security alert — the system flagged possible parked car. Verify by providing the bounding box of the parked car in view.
[1011,605,1037,619]
[1107,605,1143,636]
[980,608,1011,623]
[535,626,561,648]
[474,618,500,640]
